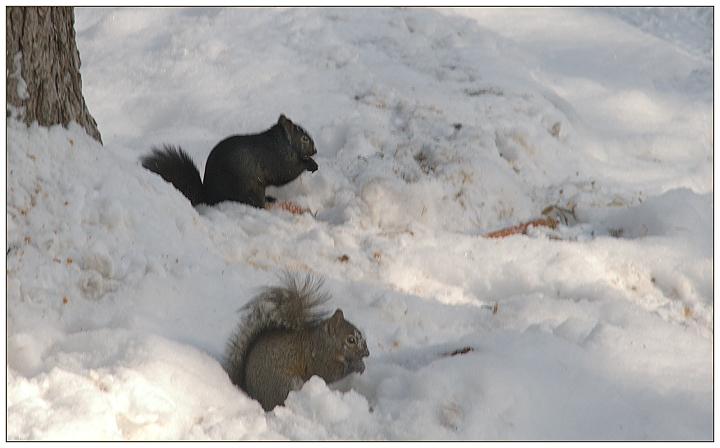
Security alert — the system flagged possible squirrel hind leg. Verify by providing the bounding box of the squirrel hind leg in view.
[288,375,305,392]
[247,372,310,412]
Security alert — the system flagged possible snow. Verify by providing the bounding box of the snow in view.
[6,7,713,440]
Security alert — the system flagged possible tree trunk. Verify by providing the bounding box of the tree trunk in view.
[6,6,102,143]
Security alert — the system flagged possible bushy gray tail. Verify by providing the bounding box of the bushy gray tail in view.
[224,272,330,390]
[141,145,204,206]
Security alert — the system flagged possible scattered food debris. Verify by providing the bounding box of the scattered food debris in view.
[484,217,557,238]
[264,200,311,215]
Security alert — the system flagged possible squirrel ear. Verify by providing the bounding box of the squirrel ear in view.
[328,309,344,336]
[279,114,293,142]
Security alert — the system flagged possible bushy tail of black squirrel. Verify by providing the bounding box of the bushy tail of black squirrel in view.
[141,145,204,206]
[224,272,330,390]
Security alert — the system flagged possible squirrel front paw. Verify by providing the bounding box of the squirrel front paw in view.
[345,357,366,375]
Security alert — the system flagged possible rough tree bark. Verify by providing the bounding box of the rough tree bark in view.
[6,6,102,143]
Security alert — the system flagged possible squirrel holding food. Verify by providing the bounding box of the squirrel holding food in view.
[224,273,369,411]
[141,114,318,208]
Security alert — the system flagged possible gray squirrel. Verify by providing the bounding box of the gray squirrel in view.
[224,273,369,411]
[140,114,318,208]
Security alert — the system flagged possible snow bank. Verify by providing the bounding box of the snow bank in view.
[6,7,712,440]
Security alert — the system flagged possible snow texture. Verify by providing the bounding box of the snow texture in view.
[6,7,713,440]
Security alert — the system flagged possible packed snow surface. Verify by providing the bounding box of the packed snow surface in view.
[6,7,713,440]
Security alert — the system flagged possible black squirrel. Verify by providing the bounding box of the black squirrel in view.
[224,273,369,411]
[140,114,318,208]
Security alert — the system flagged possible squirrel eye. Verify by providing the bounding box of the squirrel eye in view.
[346,335,356,346]
[301,135,309,143]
